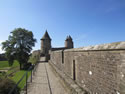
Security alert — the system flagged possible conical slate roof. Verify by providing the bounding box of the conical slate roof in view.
[41,30,51,40]
[65,36,69,41]
[65,35,72,41]
[68,35,72,40]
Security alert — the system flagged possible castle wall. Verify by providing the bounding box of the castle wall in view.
[49,42,125,94]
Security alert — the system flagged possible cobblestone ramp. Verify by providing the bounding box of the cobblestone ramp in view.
[27,63,69,94]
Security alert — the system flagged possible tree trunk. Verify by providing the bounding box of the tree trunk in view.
[20,63,22,70]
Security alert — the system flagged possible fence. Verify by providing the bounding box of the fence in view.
[8,62,39,94]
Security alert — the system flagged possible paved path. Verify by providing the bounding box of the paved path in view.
[27,62,69,94]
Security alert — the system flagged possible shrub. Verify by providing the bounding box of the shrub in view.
[23,62,32,70]
[0,77,20,94]
[28,50,40,64]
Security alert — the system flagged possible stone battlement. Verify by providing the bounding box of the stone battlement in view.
[65,41,125,51]
[40,31,125,94]
[49,41,125,94]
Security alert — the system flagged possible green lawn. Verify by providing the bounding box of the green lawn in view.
[0,60,32,90]
[0,60,19,69]
[10,70,31,89]
[0,60,20,78]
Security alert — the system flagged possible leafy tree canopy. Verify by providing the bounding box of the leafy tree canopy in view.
[2,28,36,69]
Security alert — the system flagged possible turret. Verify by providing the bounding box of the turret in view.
[40,30,51,56]
[65,35,74,48]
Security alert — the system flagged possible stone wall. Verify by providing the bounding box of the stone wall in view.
[41,39,51,55]
[49,42,125,94]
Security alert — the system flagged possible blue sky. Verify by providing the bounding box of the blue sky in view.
[0,0,125,53]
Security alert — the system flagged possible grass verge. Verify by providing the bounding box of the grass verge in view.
[0,60,19,69]
[0,60,32,90]
[10,70,31,89]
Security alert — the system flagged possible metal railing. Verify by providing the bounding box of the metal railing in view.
[8,62,39,94]
[33,62,39,75]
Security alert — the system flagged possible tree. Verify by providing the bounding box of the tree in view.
[2,28,36,69]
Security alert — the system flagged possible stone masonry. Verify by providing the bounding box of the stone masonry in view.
[28,62,69,94]
[38,31,125,94]
[49,41,125,94]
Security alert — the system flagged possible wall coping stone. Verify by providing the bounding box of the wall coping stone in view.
[64,41,125,52]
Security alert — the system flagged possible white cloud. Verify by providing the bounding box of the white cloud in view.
[0,40,5,54]
[0,40,4,43]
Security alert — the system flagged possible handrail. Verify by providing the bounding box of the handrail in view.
[33,61,39,75]
[8,66,33,94]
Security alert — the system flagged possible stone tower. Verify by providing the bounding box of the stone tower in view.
[40,30,51,56]
[65,35,74,48]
